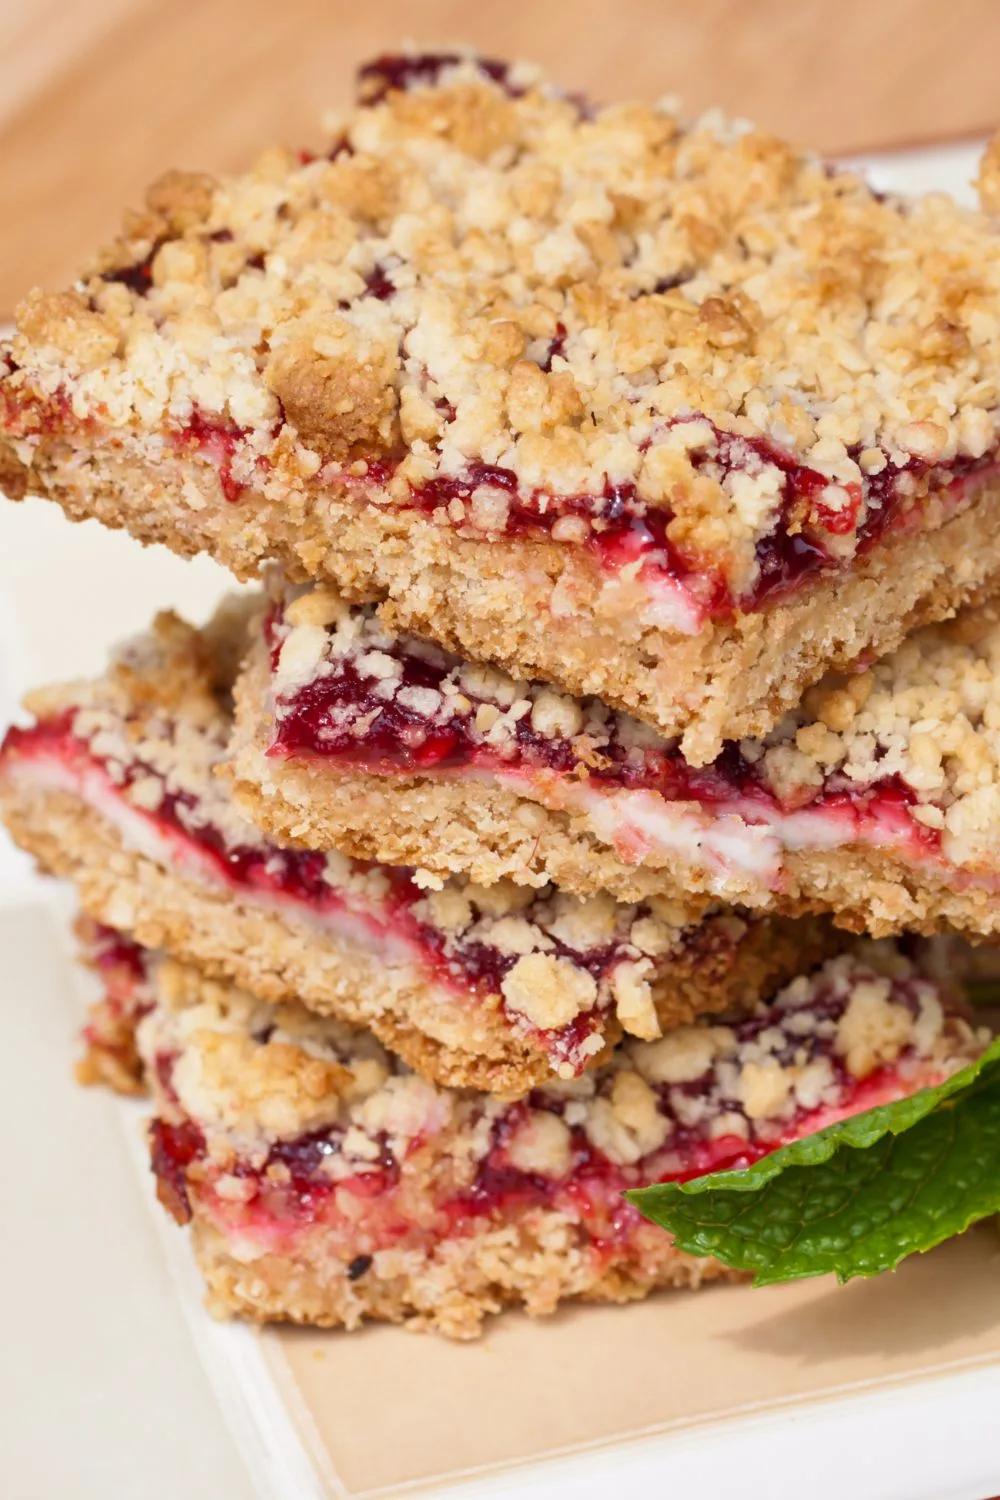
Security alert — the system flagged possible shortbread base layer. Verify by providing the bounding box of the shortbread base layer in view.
[1,782,826,1091]
[191,1212,737,1339]
[9,437,1000,762]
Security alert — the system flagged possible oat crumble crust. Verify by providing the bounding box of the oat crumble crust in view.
[128,946,983,1336]
[190,1217,733,1338]
[7,54,1000,758]
[0,606,827,1092]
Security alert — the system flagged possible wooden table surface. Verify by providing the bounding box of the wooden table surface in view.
[1,0,999,312]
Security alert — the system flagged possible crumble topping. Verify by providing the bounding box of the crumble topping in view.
[137,945,985,1187]
[833,976,924,1081]
[634,1023,720,1085]
[504,1110,574,1177]
[755,600,1000,870]
[610,961,659,1040]
[500,952,599,1031]
[7,50,1000,601]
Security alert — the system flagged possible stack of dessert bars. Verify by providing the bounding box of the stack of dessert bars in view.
[1,50,999,1337]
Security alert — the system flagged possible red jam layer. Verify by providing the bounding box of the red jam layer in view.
[54,395,998,621]
[6,275,995,615]
[357,52,528,104]
[2,718,702,1070]
[265,604,943,865]
[78,923,155,1075]
[88,922,147,980]
[358,427,1000,614]
[174,410,256,503]
[148,963,954,1257]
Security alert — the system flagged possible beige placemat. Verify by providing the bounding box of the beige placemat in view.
[259,1228,1000,1497]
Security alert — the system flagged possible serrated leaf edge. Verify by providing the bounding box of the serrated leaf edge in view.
[626,1034,1000,1216]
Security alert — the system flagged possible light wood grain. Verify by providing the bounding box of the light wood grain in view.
[1,0,998,311]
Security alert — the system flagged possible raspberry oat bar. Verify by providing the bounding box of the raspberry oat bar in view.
[6,54,1000,761]
[233,584,1000,939]
[94,933,984,1336]
[0,605,823,1093]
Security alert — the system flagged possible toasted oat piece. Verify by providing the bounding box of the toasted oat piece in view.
[97,933,983,1337]
[231,582,1000,939]
[0,605,826,1093]
[6,54,1000,762]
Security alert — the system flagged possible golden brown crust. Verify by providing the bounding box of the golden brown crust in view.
[192,1214,738,1339]
[12,438,1000,762]
[265,331,400,461]
[776,843,1000,940]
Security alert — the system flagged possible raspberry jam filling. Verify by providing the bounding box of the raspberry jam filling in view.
[169,405,1000,624]
[1,716,721,1073]
[354,422,1000,620]
[87,921,147,981]
[357,52,527,105]
[169,401,997,622]
[9,356,992,627]
[265,600,945,881]
[78,923,155,1084]
[175,410,255,504]
[144,955,966,1261]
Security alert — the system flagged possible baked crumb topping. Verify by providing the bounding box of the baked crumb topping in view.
[6,50,1000,606]
[755,600,1000,871]
[137,945,983,1188]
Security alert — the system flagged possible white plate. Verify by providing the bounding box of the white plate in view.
[1,141,998,1500]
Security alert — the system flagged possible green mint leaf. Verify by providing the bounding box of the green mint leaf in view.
[627,1037,1000,1286]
